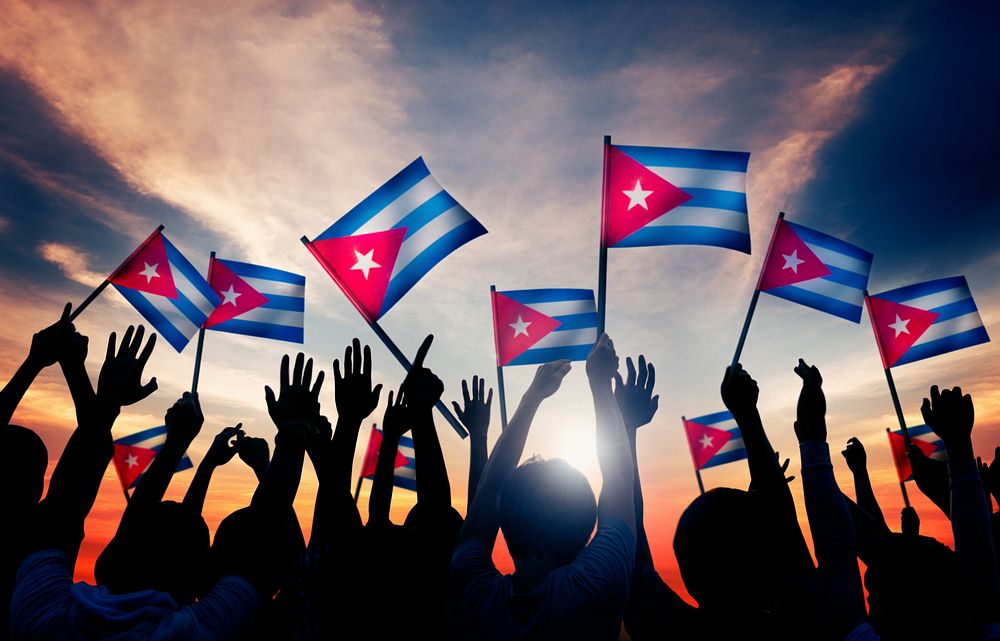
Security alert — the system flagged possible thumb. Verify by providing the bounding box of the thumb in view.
[451,401,465,423]
[265,385,276,412]
[137,378,158,401]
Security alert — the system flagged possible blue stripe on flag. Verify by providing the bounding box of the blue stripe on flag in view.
[171,288,210,329]
[765,284,863,323]
[113,285,191,352]
[702,445,748,469]
[317,158,431,239]
[875,276,968,303]
[162,238,217,304]
[503,288,594,304]
[507,344,592,366]
[209,319,304,344]
[893,326,990,367]
[614,226,751,253]
[393,475,418,491]
[784,221,874,263]
[551,312,599,330]
[690,410,734,426]
[930,297,979,322]
[221,259,306,285]
[115,425,168,446]
[394,191,459,240]
[616,145,750,172]
[260,294,305,312]
[824,265,870,290]
[900,424,934,438]
[682,188,747,213]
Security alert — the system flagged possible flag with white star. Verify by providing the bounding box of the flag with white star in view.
[757,218,873,323]
[491,287,597,366]
[112,425,194,492]
[868,276,989,367]
[603,144,751,253]
[109,228,219,351]
[683,411,747,471]
[204,257,305,344]
[302,158,487,322]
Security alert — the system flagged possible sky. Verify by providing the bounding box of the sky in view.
[1,0,998,599]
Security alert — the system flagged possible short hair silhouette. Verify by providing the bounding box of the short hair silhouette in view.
[1,425,47,515]
[674,488,780,611]
[499,457,596,566]
[95,501,209,605]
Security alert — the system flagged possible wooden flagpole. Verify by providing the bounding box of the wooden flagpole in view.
[490,285,509,431]
[731,211,785,368]
[190,251,216,394]
[70,224,165,321]
[596,135,612,336]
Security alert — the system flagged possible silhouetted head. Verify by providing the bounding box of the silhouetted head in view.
[864,533,969,640]
[675,488,780,611]
[95,501,209,605]
[1,425,47,516]
[499,457,596,568]
[211,506,304,595]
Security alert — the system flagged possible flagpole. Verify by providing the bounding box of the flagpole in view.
[353,477,364,504]
[490,285,509,430]
[596,134,612,336]
[886,428,912,508]
[864,292,912,444]
[69,224,165,321]
[190,251,216,394]
[731,211,784,368]
[301,236,467,439]
[695,468,705,496]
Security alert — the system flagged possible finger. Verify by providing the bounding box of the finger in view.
[120,326,135,357]
[130,325,145,358]
[930,385,941,407]
[479,376,485,401]
[472,375,479,401]
[625,357,636,386]
[302,357,314,390]
[387,389,394,407]
[265,385,276,412]
[333,359,342,384]
[452,401,465,423]
[920,397,933,424]
[637,355,647,388]
[363,343,372,380]
[137,378,158,402]
[613,372,624,394]
[137,333,157,367]
[311,370,325,397]
[785,475,796,484]
[61,302,71,321]
[352,338,362,375]
[650,394,659,416]
[344,342,353,377]
[462,379,471,404]
[486,388,493,408]
[646,363,656,393]
[413,334,433,369]
[293,353,305,387]
[280,354,290,393]
[106,332,117,362]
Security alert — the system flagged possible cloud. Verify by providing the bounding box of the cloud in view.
[38,242,106,287]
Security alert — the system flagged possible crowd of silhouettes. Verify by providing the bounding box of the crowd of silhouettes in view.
[1,305,998,640]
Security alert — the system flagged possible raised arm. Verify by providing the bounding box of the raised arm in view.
[841,437,888,530]
[908,443,952,517]
[182,424,243,516]
[368,387,408,527]
[129,392,203,508]
[237,435,270,483]
[458,359,571,548]
[921,385,1000,622]
[402,335,450,512]
[452,375,492,504]
[327,338,382,493]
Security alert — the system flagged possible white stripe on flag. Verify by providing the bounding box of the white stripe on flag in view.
[531,327,598,349]
[395,466,416,481]
[239,277,305,299]
[173,268,216,318]
[528,299,597,317]
[391,204,469,277]
[714,437,744,455]
[235,307,305,326]
[899,287,969,311]
[788,277,863,305]
[706,418,738,430]
[644,206,748,232]
[804,243,872,275]
[355,174,443,236]
[647,166,747,192]
[146,294,200,338]
[913,312,984,345]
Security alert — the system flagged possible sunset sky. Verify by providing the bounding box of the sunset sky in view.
[1,0,998,599]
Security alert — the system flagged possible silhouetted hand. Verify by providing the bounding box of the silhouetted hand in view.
[586,333,619,384]
[60,330,89,368]
[921,385,975,458]
[721,363,758,417]
[27,303,77,368]
[237,435,270,478]
[978,447,1000,506]
[383,387,410,440]
[305,413,333,468]
[401,335,443,414]
[793,358,826,443]
[526,360,572,401]
[265,353,325,431]
[613,355,659,430]
[842,437,867,474]
[334,338,383,425]
[96,325,158,411]
[204,424,244,468]
[164,392,204,447]
[452,375,492,439]
[750,451,795,491]
[901,506,920,536]
[907,444,951,515]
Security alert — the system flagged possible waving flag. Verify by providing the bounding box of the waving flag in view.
[757,218,873,323]
[683,411,747,470]
[603,144,751,252]
[867,276,989,367]
[303,158,487,322]
[360,427,417,491]
[112,425,194,492]
[109,229,219,351]
[887,424,947,483]
[205,258,305,344]
[492,288,598,366]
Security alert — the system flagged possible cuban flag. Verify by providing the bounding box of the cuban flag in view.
[109,228,219,352]
[359,427,417,491]
[867,276,989,368]
[757,218,873,323]
[683,411,747,470]
[112,425,194,492]
[491,288,598,366]
[603,144,751,253]
[303,158,487,322]
[204,257,305,344]
[887,424,947,483]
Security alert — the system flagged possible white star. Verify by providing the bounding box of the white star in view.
[888,314,911,338]
[125,453,139,468]
[509,315,532,338]
[622,180,654,211]
[350,249,381,280]
[781,250,805,273]
[139,262,160,283]
[699,434,714,450]
[220,285,242,307]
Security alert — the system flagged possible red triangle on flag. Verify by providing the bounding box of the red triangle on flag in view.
[360,428,410,479]
[109,231,178,298]
[112,443,157,491]
[492,292,563,366]
[683,419,733,470]
[604,146,693,247]
[868,296,940,368]
[310,228,406,323]
[204,258,269,328]
[758,220,831,290]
